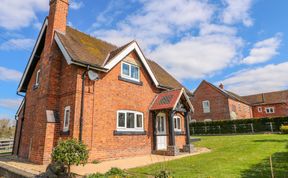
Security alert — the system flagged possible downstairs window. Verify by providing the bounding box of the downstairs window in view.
[117,110,144,131]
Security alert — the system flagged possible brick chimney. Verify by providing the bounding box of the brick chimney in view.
[219,83,224,90]
[44,0,69,53]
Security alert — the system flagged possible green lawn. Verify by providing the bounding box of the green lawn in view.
[130,134,288,178]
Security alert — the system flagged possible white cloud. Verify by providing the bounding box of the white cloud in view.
[219,62,288,95]
[70,0,84,10]
[242,34,282,64]
[0,38,35,51]
[0,0,48,30]
[0,66,22,81]
[150,34,243,80]
[0,99,22,109]
[92,0,215,48]
[199,23,237,36]
[221,0,254,27]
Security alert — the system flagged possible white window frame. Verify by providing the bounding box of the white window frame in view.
[63,106,71,132]
[202,100,210,113]
[35,69,41,86]
[265,107,275,114]
[258,107,262,112]
[121,62,140,82]
[204,119,212,122]
[117,110,144,131]
[173,116,181,132]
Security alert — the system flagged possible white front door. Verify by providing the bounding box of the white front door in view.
[156,113,167,150]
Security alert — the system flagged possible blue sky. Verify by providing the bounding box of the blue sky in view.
[0,0,287,119]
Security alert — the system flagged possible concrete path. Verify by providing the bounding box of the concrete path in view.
[0,147,210,177]
[71,147,210,176]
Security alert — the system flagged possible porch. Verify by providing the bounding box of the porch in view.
[150,88,195,156]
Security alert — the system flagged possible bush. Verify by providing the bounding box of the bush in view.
[155,170,172,178]
[190,117,288,135]
[51,139,89,177]
[87,167,128,178]
[280,125,288,134]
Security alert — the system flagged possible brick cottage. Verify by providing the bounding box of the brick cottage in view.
[12,0,194,164]
[191,80,288,121]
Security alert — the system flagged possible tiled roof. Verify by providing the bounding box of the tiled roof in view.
[198,80,250,105]
[56,26,187,90]
[242,90,288,105]
[150,89,183,111]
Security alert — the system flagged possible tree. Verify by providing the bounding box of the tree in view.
[51,139,89,177]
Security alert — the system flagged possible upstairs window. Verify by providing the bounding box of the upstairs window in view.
[121,62,140,81]
[258,107,262,112]
[174,116,181,131]
[117,110,143,131]
[35,69,41,86]
[63,106,71,132]
[265,107,275,114]
[202,100,210,113]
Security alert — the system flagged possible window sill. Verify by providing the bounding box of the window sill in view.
[118,76,143,86]
[114,130,146,135]
[60,130,70,136]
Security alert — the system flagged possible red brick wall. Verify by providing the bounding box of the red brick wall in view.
[191,82,231,121]
[252,103,288,118]
[228,99,253,119]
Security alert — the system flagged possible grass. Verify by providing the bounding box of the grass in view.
[129,134,288,178]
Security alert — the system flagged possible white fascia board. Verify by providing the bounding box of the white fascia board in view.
[172,88,194,112]
[104,42,159,87]
[54,33,73,65]
[17,19,48,92]
[16,99,25,117]
[54,33,108,72]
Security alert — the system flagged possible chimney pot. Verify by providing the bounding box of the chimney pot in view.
[219,83,224,90]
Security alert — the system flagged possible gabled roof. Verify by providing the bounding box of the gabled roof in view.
[242,90,288,105]
[193,80,250,105]
[150,88,193,111]
[18,19,188,93]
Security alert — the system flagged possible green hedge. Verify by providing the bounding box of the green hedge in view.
[190,117,288,135]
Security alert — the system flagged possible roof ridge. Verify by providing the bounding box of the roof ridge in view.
[242,89,288,97]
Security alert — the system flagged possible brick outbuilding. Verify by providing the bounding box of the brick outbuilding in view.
[13,0,194,164]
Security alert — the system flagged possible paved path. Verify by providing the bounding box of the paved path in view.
[71,147,210,176]
[0,147,210,177]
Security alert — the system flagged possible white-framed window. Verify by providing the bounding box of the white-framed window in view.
[121,62,140,81]
[202,100,210,113]
[258,107,262,112]
[117,110,144,131]
[35,69,41,86]
[63,106,71,132]
[204,119,212,122]
[173,116,181,131]
[265,107,275,114]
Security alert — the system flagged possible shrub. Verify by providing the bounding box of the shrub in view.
[51,139,89,177]
[155,170,172,178]
[190,116,288,135]
[280,125,288,134]
[87,168,128,178]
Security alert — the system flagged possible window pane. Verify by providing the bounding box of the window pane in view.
[177,118,180,129]
[64,110,70,127]
[127,113,135,128]
[174,118,177,129]
[131,65,139,80]
[118,113,125,127]
[136,114,142,128]
[122,63,130,76]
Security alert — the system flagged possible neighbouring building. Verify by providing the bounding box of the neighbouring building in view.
[191,80,288,121]
[243,90,288,118]
[191,80,252,122]
[13,0,194,165]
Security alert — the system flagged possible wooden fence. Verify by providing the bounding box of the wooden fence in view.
[0,139,13,153]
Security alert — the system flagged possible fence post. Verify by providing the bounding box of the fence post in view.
[192,127,195,134]
[250,123,254,133]
[270,122,274,133]
[234,124,237,133]
[218,125,221,134]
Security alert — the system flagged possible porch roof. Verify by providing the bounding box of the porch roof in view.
[150,88,193,111]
